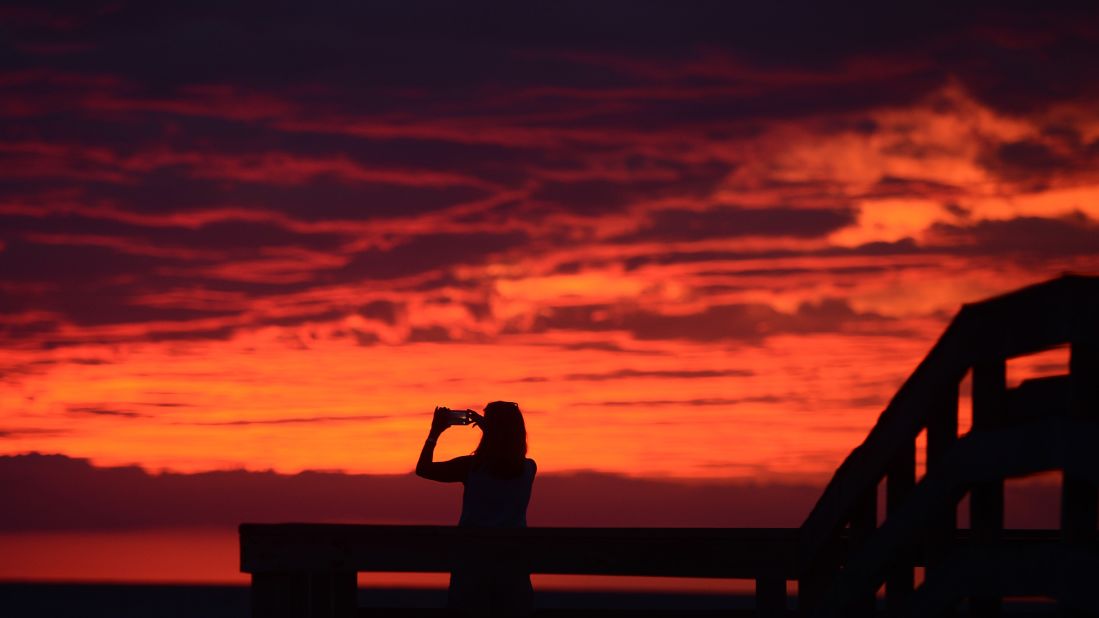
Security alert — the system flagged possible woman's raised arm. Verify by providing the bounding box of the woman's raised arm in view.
[416,407,473,482]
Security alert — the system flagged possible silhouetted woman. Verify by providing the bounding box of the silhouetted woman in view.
[416,401,537,617]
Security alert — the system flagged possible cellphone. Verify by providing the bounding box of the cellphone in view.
[440,407,473,425]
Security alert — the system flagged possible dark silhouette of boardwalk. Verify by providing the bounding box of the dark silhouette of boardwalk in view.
[240,275,1099,617]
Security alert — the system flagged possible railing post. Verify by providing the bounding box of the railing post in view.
[756,576,786,617]
[848,486,878,617]
[924,381,959,617]
[798,536,842,617]
[970,358,1006,618]
[251,570,356,618]
[252,572,301,618]
[1064,334,1099,538]
[885,438,915,617]
[1061,332,1098,614]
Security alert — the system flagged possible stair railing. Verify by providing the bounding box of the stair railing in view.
[796,275,1099,617]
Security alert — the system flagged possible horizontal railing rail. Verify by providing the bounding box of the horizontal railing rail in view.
[241,525,802,617]
[238,523,1069,617]
[241,524,801,579]
[239,523,1067,575]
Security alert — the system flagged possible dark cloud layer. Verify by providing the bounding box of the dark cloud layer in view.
[0,453,1059,531]
[580,396,781,407]
[2,2,1097,348]
[928,212,1099,258]
[29,5,1099,107]
[0,228,525,344]
[617,205,856,243]
[532,163,732,214]
[66,406,145,419]
[534,298,899,343]
[188,414,389,427]
[565,368,754,381]
[334,232,528,282]
[979,136,1099,189]
[511,368,753,384]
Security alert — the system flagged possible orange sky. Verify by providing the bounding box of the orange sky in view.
[2,7,1098,481]
[1,310,1078,481]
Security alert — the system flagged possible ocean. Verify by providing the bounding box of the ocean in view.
[0,582,764,617]
[0,582,1066,616]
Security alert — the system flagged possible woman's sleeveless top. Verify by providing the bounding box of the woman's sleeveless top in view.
[458,458,536,528]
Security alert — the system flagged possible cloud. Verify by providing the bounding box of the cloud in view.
[948,21,1099,115]
[0,453,1060,531]
[619,238,929,271]
[357,300,402,325]
[406,325,453,343]
[927,212,1099,258]
[0,225,527,345]
[66,357,113,365]
[0,3,1095,346]
[67,406,145,419]
[978,137,1099,188]
[530,162,732,214]
[347,329,382,346]
[533,298,898,343]
[616,205,856,242]
[562,368,754,381]
[0,453,818,530]
[0,165,494,222]
[0,428,69,439]
[334,231,528,281]
[187,414,389,426]
[986,140,1075,176]
[865,175,962,201]
[5,4,1098,127]
[576,396,781,407]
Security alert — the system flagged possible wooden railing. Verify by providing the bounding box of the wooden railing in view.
[814,419,1099,616]
[240,525,800,617]
[796,274,1099,616]
[241,275,1099,617]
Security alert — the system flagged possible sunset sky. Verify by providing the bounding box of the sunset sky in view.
[2,2,1098,584]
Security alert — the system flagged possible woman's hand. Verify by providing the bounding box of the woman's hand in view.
[468,410,485,428]
[431,406,451,435]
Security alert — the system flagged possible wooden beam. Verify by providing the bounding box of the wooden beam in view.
[241,526,799,579]
[845,487,878,617]
[756,576,786,618]
[251,570,355,618]
[797,537,841,618]
[970,358,1006,618]
[924,382,959,618]
[970,359,1007,534]
[885,439,916,617]
[1061,329,1099,616]
[1063,336,1099,541]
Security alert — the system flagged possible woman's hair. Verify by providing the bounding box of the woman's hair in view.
[473,401,527,478]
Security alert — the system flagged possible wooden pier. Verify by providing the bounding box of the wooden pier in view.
[241,275,1099,616]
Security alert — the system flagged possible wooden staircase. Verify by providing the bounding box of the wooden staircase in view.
[798,274,1099,616]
